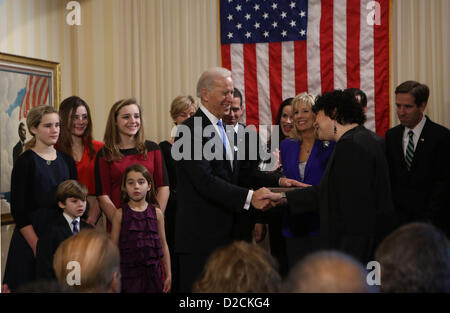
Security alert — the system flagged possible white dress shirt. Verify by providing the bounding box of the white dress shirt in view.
[199,104,253,210]
[63,212,81,233]
[403,114,426,157]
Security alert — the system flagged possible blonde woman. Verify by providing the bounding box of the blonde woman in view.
[95,98,169,232]
[3,105,77,291]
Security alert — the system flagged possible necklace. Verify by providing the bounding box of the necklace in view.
[46,160,51,165]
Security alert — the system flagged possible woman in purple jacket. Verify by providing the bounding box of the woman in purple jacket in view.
[280,92,335,268]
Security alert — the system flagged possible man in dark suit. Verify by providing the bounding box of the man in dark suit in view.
[12,122,26,166]
[385,81,450,236]
[223,88,281,243]
[174,68,302,292]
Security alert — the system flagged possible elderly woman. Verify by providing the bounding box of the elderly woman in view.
[279,92,335,268]
[265,90,394,263]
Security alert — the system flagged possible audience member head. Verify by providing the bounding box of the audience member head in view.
[53,229,121,293]
[283,250,371,293]
[223,88,244,126]
[55,179,88,219]
[193,241,281,293]
[18,122,26,142]
[275,97,294,142]
[103,98,146,161]
[24,105,59,151]
[290,92,316,140]
[375,222,450,293]
[312,90,365,141]
[57,96,96,159]
[394,81,429,129]
[120,163,159,207]
[170,95,198,126]
[196,67,234,119]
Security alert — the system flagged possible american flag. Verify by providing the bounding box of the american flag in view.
[220,0,391,137]
[19,75,50,119]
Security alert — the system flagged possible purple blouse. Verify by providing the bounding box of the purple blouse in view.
[280,138,335,237]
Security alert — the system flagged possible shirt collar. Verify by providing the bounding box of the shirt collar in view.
[63,212,80,228]
[200,104,221,126]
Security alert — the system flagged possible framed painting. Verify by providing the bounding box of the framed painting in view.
[0,52,60,221]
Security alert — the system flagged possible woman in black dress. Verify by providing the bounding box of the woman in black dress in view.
[3,106,77,291]
[159,95,197,292]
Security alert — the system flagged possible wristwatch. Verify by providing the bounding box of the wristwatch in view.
[280,192,287,199]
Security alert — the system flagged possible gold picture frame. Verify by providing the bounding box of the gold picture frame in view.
[0,52,61,224]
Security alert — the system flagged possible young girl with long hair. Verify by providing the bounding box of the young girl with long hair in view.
[95,98,169,231]
[111,163,171,293]
[3,105,77,291]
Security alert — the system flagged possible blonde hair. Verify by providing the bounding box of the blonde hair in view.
[102,98,147,161]
[53,229,120,293]
[170,95,198,123]
[193,241,281,293]
[24,105,59,151]
[290,92,316,140]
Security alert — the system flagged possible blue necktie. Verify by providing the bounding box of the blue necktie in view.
[72,220,79,235]
[217,120,231,157]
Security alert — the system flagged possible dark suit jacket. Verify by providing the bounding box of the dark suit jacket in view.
[174,109,253,256]
[227,123,281,241]
[385,116,450,235]
[12,141,24,166]
[36,213,92,281]
[286,126,394,263]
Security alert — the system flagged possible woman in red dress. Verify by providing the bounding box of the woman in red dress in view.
[57,96,104,226]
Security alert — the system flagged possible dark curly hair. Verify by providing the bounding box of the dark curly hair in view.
[313,90,366,125]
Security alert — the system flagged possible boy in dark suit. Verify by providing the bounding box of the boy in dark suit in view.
[36,180,92,281]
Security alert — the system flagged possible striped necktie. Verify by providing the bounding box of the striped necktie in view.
[405,130,415,170]
[72,220,79,235]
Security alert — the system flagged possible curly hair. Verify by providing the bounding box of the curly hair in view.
[313,90,366,125]
[193,241,281,293]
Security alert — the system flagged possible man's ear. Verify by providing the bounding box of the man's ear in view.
[201,88,209,102]
[419,101,427,113]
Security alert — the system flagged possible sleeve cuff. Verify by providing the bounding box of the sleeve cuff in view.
[244,190,254,210]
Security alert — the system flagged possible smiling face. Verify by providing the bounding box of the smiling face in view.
[293,101,315,132]
[280,105,293,137]
[202,76,234,119]
[31,112,60,146]
[116,104,141,138]
[59,197,87,219]
[125,170,151,203]
[395,93,425,129]
[313,110,334,141]
[70,105,89,137]
[223,96,243,126]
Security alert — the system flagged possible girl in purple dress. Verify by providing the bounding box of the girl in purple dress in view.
[111,163,171,293]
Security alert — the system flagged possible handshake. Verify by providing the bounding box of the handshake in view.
[250,178,310,211]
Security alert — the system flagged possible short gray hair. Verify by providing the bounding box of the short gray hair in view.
[196,67,232,98]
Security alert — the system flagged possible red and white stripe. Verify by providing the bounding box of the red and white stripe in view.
[221,0,390,137]
[19,75,50,119]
